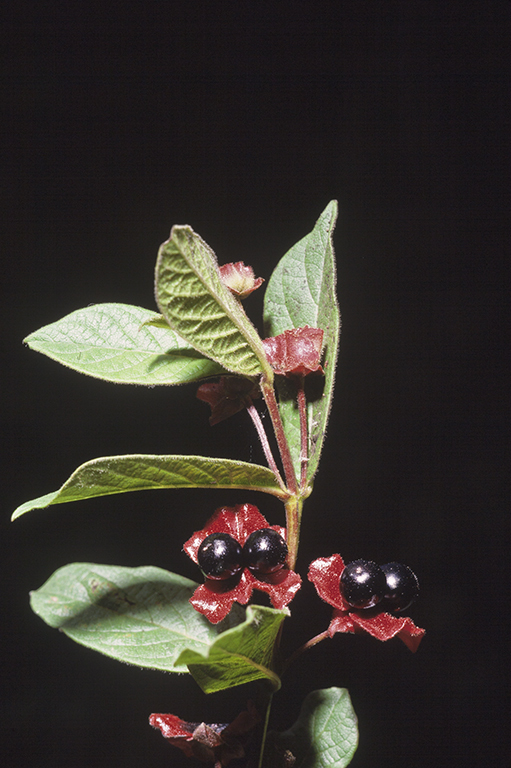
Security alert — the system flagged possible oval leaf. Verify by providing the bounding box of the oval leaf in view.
[263,201,340,484]
[12,454,288,520]
[273,687,358,768]
[24,303,226,385]
[176,605,287,693]
[30,563,244,673]
[155,225,272,379]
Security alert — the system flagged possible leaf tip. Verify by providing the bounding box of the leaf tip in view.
[323,198,339,226]
[11,506,24,522]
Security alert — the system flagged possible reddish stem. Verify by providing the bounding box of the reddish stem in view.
[283,496,302,570]
[245,400,287,493]
[260,376,298,495]
[297,378,308,490]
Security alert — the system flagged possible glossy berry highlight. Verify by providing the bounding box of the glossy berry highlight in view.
[242,528,288,574]
[381,562,420,612]
[197,532,243,580]
[340,559,387,609]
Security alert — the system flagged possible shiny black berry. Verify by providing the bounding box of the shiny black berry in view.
[340,559,387,609]
[242,528,288,574]
[197,532,243,580]
[381,562,419,612]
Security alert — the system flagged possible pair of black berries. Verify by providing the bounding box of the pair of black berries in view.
[197,529,288,580]
[340,560,419,613]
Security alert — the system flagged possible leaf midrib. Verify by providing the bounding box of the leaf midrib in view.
[166,232,247,333]
[191,645,281,688]
[158,229,266,372]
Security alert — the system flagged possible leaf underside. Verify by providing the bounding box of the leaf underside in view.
[155,225,272,379]
[177,604,287,693]
[263,201,340,484]
[30,563,244,673]
[272,687,358,768]
[24,303,227,385]
[12,454,287,520]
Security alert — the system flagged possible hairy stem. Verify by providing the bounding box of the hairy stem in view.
[284,496,303,571]
[260,375,298,495]
[245,400,287,493]
[297,378,308,490]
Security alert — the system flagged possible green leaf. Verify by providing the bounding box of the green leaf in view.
[176,605,287,693]
[140,313,172,329]
[12,454,287,520]
[24,303,227,385]
[273,687,358,767]
[155,225,272,379]
[30,563,244,673]
[263,201,340,485]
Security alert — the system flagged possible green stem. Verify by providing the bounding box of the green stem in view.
[260,375,298,495]
[284,495,303,571]
[258,692,274,768]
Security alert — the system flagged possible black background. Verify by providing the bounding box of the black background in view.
[2,2,510,767]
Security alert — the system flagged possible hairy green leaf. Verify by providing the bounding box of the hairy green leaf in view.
[273,687,358,767]
[140,313,171,329]
[263,201,340,485]
[24,303,226,385]
[177,605,287,693]
[155,225,272,379]
[30,563,244,673]
[12,454,288,520]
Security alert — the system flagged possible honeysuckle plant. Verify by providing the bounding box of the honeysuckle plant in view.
[13,201,424,768]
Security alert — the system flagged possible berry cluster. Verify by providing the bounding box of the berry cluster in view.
[197,529,288,580]
[340,559,419,613]
[184,504,301,623]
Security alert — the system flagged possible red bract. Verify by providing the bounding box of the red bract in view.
[196,377,260,425]
[308,554,425,652]
[263,326,324,377]
[184,504,302,623]
[149,701,259,765]
[219,261,264,299]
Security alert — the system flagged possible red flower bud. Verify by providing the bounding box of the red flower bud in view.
[219,261,264,299]
[263,326,324,377]
[196,377,260,425]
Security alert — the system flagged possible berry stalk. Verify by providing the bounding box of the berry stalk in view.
[260,375,298,495]
[280,630,330,674]
[245,400,287,494]
[296,377,308,491]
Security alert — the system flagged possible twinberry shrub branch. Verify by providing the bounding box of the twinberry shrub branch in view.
[13,202,424,768]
